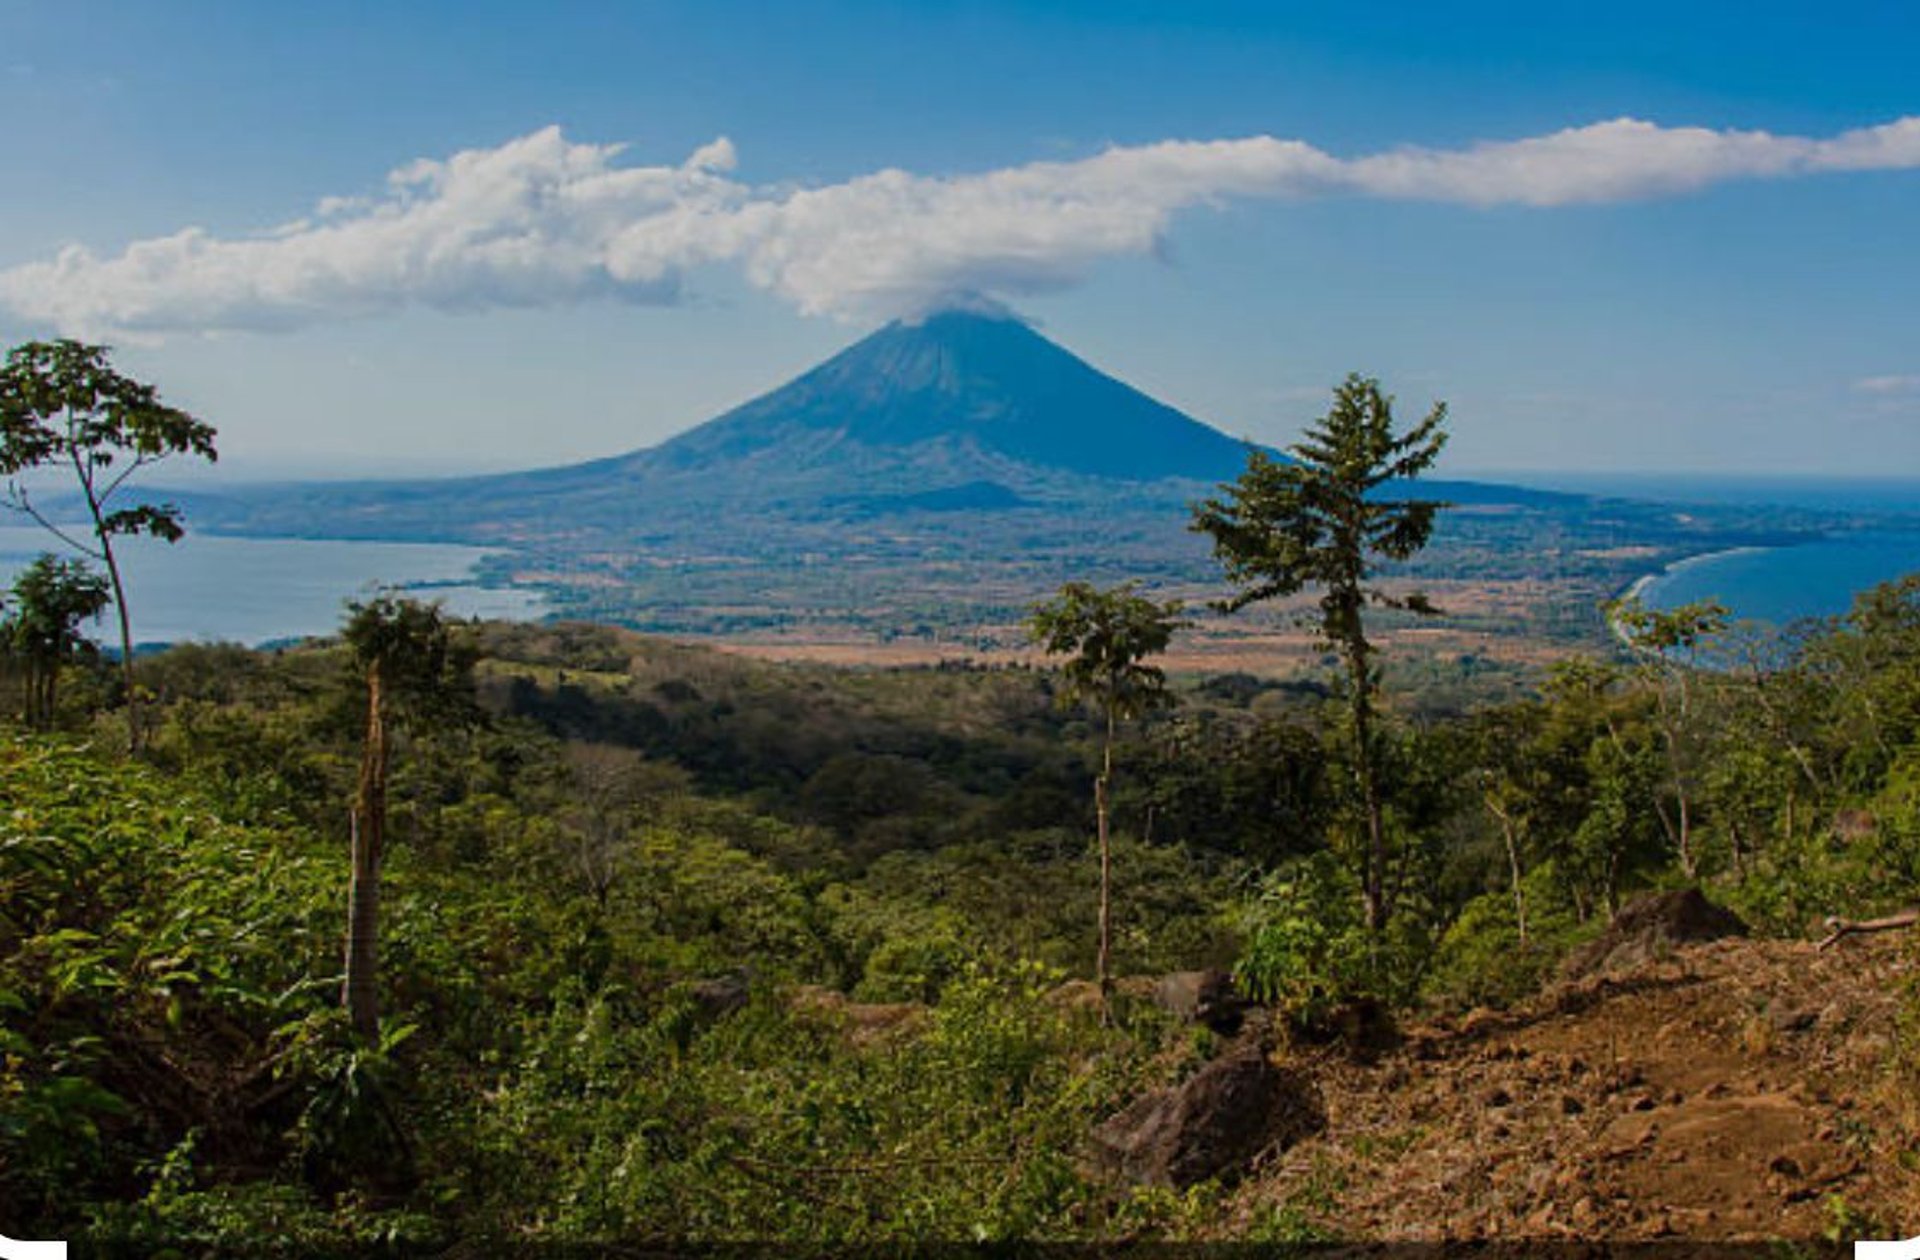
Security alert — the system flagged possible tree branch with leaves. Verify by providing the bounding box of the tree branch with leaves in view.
[0,340,217,752]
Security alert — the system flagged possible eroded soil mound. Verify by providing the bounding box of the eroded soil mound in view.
[1227,932,1920,1241]
[1563,888,1748,980]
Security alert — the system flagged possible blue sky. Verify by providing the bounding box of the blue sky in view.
[2,1,1917,480]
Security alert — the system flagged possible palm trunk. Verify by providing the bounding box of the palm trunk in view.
[344,663,388,1042]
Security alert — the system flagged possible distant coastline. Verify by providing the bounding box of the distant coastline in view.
[1626,531,1920,633]
[1609,545,1771,648]
[1629,545,1774,604]
[0,528,546,648]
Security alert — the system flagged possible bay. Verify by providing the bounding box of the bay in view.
[0,527,545,648]
[1639,531,1920,626]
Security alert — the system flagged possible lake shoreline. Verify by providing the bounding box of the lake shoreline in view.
[0,528,549,649]
[1623,529,1919,633]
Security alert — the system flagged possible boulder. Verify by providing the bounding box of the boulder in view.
[690,971,750,1021]
[1152,968,1248,1033]
[1091,1042,1322,1187]
[1562,888,1748,979]
[787,985,926,1046]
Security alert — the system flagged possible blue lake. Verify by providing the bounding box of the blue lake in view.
[1639,531,1920,626]
[0,527,545,648]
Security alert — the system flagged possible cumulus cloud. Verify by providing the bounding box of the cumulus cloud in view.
[4,116,1918,335]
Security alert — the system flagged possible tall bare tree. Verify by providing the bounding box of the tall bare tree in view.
[340,596,476,1041]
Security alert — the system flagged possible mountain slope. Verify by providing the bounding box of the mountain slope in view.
[634,309,1254,484]
[185,307,1572,544]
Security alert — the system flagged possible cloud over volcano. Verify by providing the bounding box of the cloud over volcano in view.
[5,116,1918,336]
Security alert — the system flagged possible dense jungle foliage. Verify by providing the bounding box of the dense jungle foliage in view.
[3,574,1919,1246]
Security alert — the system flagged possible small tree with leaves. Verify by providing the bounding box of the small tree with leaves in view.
[1,553,110,728]
[1026,580,1182,999]
[1610,595,1729,879]
[0,340,217,752]
[340,595,477,1041]
[1192,372,1448,933]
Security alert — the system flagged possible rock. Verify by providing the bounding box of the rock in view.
[690,970,750,1021]
[1770,1004,1819,1034]
[1562,888,1748,979]
[1091,1042,1323,1187]
[787,985,926,1045]
[1043,978,1107,1017]
[1152,968,1248,1034]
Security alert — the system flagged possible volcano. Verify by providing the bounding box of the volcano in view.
[631,308,1252,485]
[188,307,1287,541]
[183,305,1574,580]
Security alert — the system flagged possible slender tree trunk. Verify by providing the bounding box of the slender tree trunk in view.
[1487,795,1528,944]
[1742,659,1825,792]
[1655,684,1695,877]
[1095,705,1115,1010]
[71,441,142,755]
[344,663,388,1042]
[1347,641,1387,933]
[100,535,140,755]
[24,659,43,726]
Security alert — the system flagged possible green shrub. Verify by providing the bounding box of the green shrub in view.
[1233,852,1432,1027]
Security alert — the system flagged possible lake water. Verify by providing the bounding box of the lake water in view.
[1513,474,1920,628]
[1638,531,1920,626]
[0,527,545,648]
[1494,471,1920,516]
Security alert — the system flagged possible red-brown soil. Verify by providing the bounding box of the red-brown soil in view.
[1227,934,1920,1242]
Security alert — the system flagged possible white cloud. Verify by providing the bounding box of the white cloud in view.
[4,115,1919,335]
[1854,374,1920,395]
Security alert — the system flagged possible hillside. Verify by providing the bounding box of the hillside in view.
[3,569,1918,1247]
[1228,931,1919,1241]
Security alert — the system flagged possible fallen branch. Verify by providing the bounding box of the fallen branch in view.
[1816,909,1920,951]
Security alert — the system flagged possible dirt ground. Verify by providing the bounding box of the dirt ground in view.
[1227,934,1920,1242]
